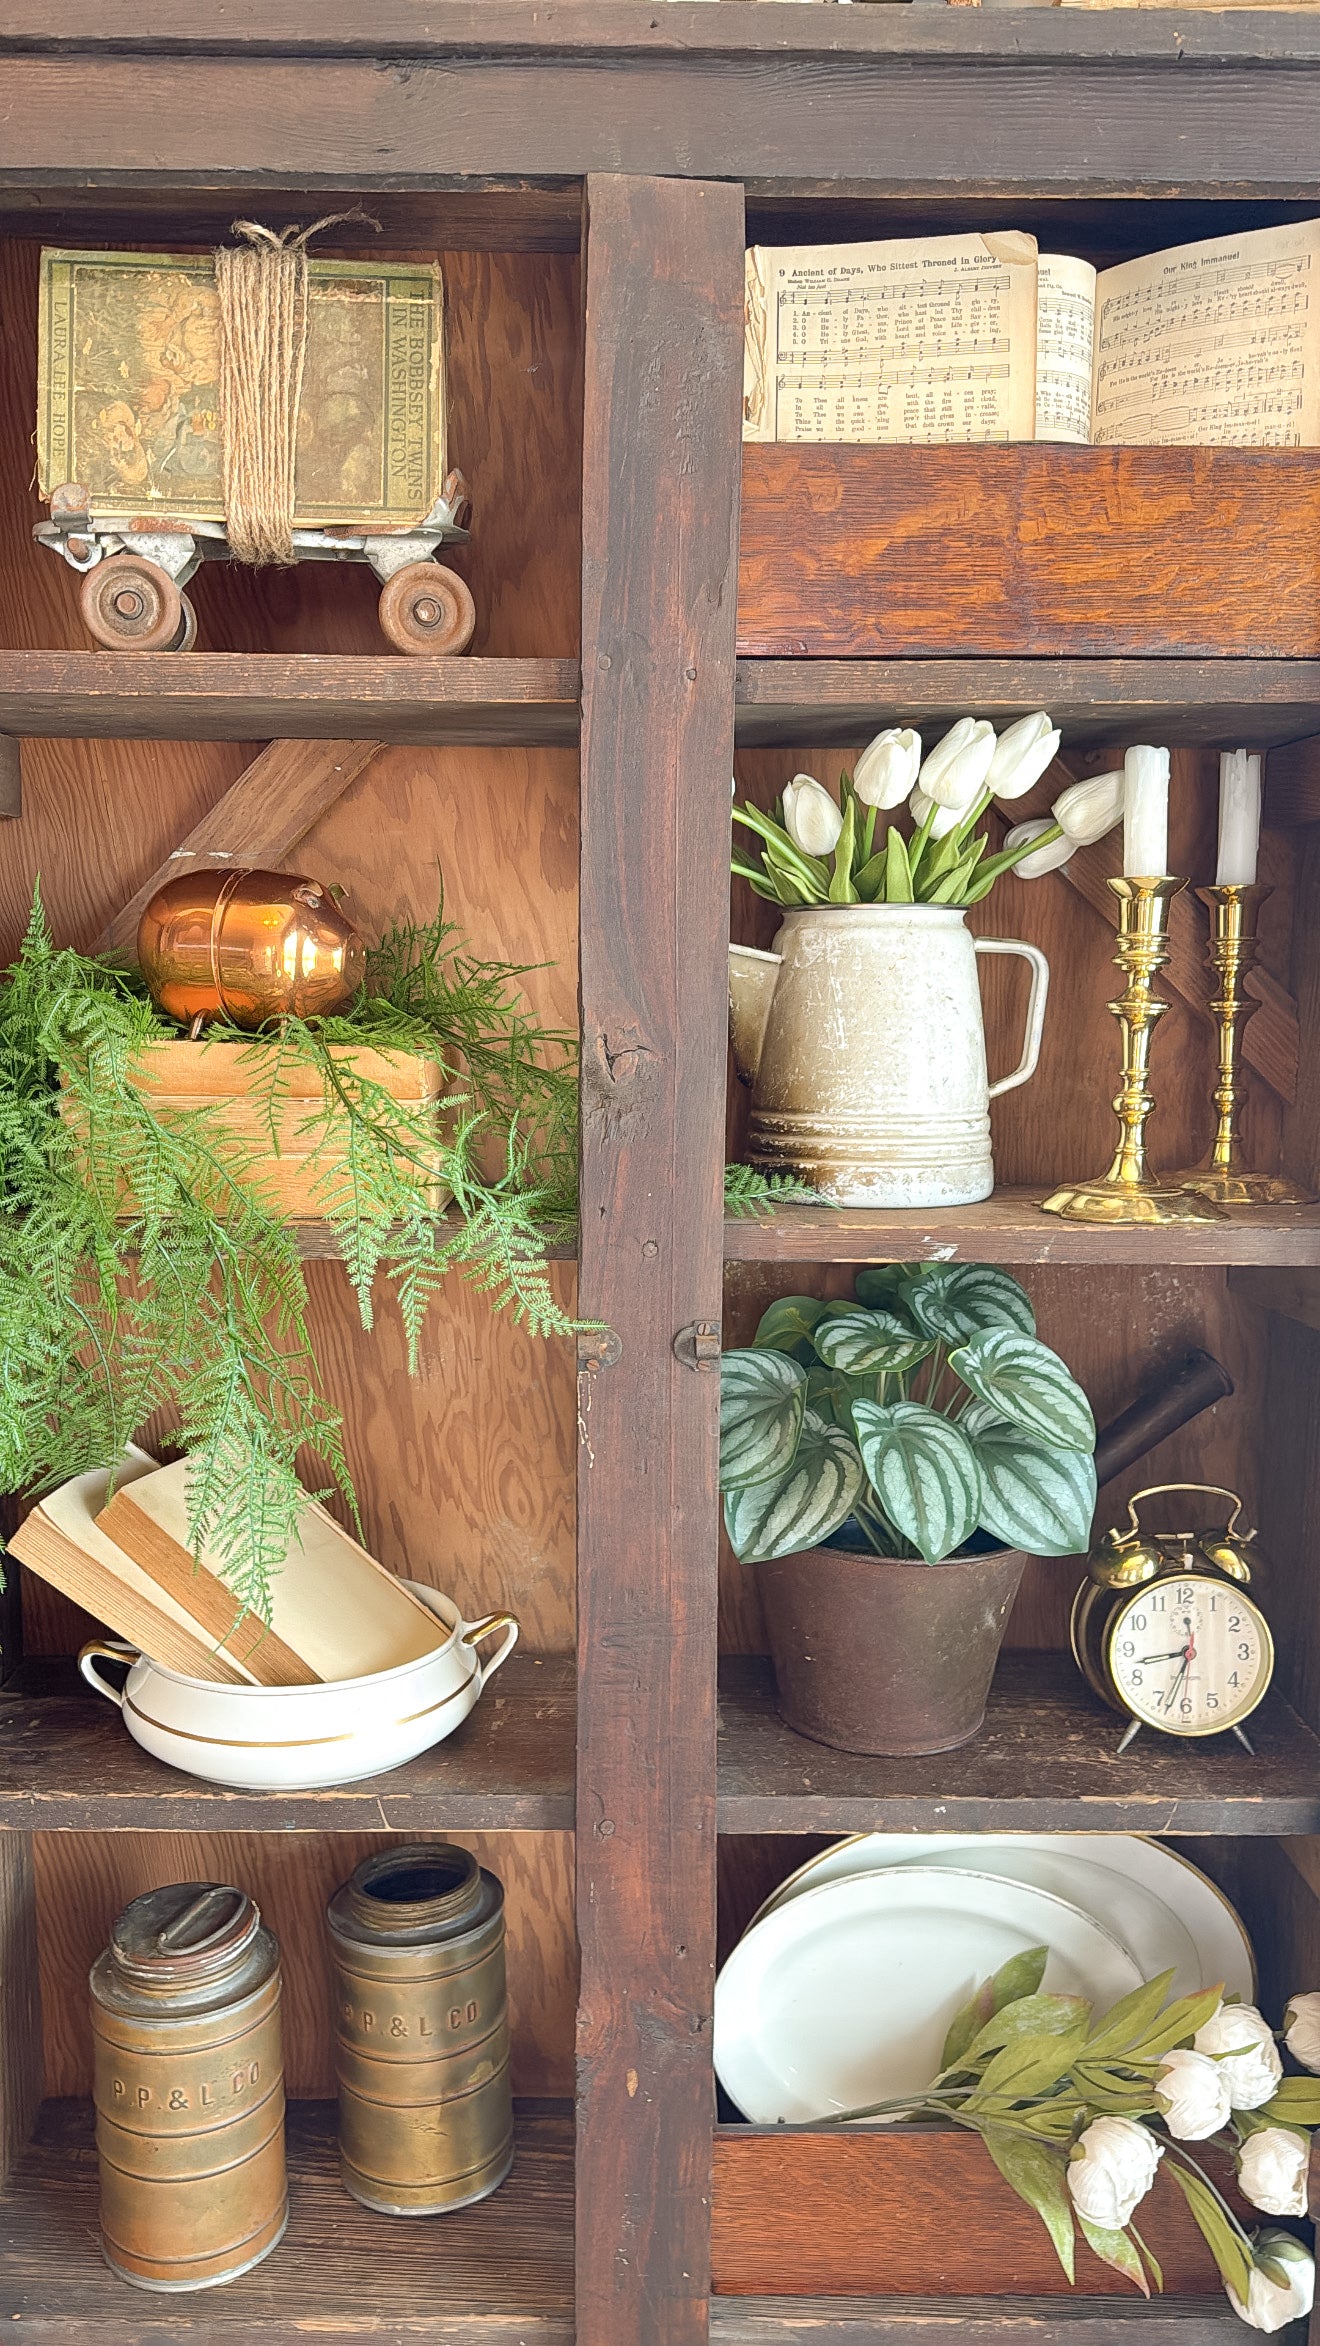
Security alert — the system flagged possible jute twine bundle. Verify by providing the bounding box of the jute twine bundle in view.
[214,212,376,568]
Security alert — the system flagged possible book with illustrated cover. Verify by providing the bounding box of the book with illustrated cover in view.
[745,218,1320,450]
[37,246,445,528]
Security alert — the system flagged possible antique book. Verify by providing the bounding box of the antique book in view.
[746,219,1320,449]
[743,231,1040,445]
[100,1458,446,1683]
[7,1452,257,1685]
[37,246,445,527]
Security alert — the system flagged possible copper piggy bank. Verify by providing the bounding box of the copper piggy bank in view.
[138,868,366,1030]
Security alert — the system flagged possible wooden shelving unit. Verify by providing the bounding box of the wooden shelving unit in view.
[2,11,1320,2346]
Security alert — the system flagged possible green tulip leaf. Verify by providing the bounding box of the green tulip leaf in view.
[883,825,914,904]
[814,1306,935,1377]
[972,1424,1097,1556]
[753,1295,831,1363]
[719,1348,806,1491]
[850,1399,982,1565]
[723,1407,864,1563]
[950,1329,1095,1453]
[902,1263,1036,1344]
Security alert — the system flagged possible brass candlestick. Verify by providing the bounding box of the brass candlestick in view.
[1177,883,1315,1208]
[1042,877,1225,1226]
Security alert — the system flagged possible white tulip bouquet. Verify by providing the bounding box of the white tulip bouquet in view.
[818,1954,1320,2331]
[732,711,1125,909]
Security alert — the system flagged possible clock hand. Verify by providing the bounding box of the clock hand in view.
[1159,1653,1191,1715]
[1137,1650,1190,1664]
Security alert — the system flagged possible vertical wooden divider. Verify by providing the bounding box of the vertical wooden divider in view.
[575,173,744,2346]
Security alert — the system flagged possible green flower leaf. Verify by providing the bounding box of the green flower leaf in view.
[941,1947,1049,2071]
[723,1407,864,1562]
[1077,2216,1151,2298]
[850,1399,982,1565]
[752,1295,831,1362]
[1083,1972,1178,2060]
[950,1328,1095,1453]
[719,1348,806,1491]
[884,825,914,904]
[965,1993,1092,2063]
[1258,2075,1320,2126]
[1124,1985,1226,2063]
[814,1306,935,1377]
[979,2127,1076,2284]
[1165,2162,1254,2305]
[969,2025,1090,2110]
[972,1423,1097,1556]
[902,1263,1036,1344]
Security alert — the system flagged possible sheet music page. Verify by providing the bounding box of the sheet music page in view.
[742,232,1038,445]
[1036,253,1097,444]
[1092,220,1320,447]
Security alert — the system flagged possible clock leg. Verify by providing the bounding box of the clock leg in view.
[1232,1723,1255,1755]
[1117,1718,1143,1755]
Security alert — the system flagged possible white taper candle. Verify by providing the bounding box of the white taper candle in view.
[1215,748,1262,887]
[1122,744,1171,878]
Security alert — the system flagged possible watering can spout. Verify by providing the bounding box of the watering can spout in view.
[728,943,782,1089]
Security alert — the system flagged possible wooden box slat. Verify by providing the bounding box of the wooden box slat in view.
[712,2129,1238,2297]
[737,445,1320,661]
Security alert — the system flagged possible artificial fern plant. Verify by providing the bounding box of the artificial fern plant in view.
[0,885,579,1618]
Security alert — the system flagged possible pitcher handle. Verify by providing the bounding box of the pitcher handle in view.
[79,1638,138,1707]
[974,939,1051,1100]
[460,1612,520,1687]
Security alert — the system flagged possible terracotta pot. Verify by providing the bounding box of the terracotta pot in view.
[756,1541,1028,1757]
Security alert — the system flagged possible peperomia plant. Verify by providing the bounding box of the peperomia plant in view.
[720,1262,1097,1566]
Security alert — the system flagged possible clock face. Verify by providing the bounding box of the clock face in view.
[1108,1576,1272,1735]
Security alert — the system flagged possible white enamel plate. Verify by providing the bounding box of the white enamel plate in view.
[714,1864,1143,2125]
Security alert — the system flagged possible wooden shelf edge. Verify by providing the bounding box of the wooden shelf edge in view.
[724,1193,1320,1267]
[709,2298,1254,2340]
[0,653,581,746]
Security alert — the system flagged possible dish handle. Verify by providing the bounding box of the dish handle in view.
[79,1638,139,1708]
[461,1612,519,1686]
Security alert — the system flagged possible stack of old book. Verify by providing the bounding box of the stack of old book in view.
[7,1447,445,1685]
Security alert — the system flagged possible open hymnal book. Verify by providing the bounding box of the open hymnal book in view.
[745,219,1320,449]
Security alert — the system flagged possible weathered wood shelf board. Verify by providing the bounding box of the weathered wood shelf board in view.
[716,1655,1320,1835]
[0,2099,574,2341]
[0,1657,575,1831]
[708,2299,1259,2343]
[739,446,1320,661]
[0,654,580,746]
[734,659,1320,754]
[724,1195,1320,1266]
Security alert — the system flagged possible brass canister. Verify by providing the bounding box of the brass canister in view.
[90,1882,287,2291]
[326,1842,513,2215]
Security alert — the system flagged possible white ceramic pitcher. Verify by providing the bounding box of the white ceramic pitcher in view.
[728,904,1049,1208]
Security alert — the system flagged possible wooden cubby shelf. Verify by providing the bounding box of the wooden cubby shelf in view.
[0,1658,574,1832]
[724,1196,1320,1266]
[717,1654,1320,1836]
[0,2100,574,2342]
[0,653,580,746]
[708,2301,1256,2342]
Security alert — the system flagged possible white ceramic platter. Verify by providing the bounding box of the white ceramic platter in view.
[748,1833,1254,2003]
[713,1864,1144,2125]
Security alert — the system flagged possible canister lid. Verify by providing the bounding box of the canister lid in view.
[109,1882,263,1988]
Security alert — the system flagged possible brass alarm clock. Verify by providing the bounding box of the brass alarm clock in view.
[1071,1484,1274,1754]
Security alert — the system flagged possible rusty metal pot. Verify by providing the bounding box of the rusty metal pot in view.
[756,1541,1028,1757]
[89,1881,286,2291]
[326,1842,513,2216]
[137,867,365,1029]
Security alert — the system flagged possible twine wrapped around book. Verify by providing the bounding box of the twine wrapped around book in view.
[214,213,376,567]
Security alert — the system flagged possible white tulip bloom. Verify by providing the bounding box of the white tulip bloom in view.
[1194,2005,1283,2112]
[909,784,965,841]
[781,774,843,858]
[1003,817,1075,880]
[917,717,997,810]
[1283,1992,1320,2073]
[986,711,1062,803]
[853,727,922,810]
[1154,2047,1233,2140]
[1229,2232,1316,2333]
[1066,2117,1162,2230]
[1237,2127,1309,2218]
[1053,768,1126,846]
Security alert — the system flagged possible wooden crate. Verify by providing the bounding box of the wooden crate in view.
[60,1040,448,1220]
[738,444,1320,661]
[712,2128,1240,2297]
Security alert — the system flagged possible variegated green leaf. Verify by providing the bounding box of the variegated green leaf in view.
[972,1424,1097,1556]
[723,1408,864,1562]
[719,1348,805,1491]
[805,1363,874,1431]
[951,1329,1095,1454]
[753,1295,830,1363]
[854,1264,928,1309]
[851,1399,982,1565]
[814,1306,934,1377]
[902,1262,1036,1344]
